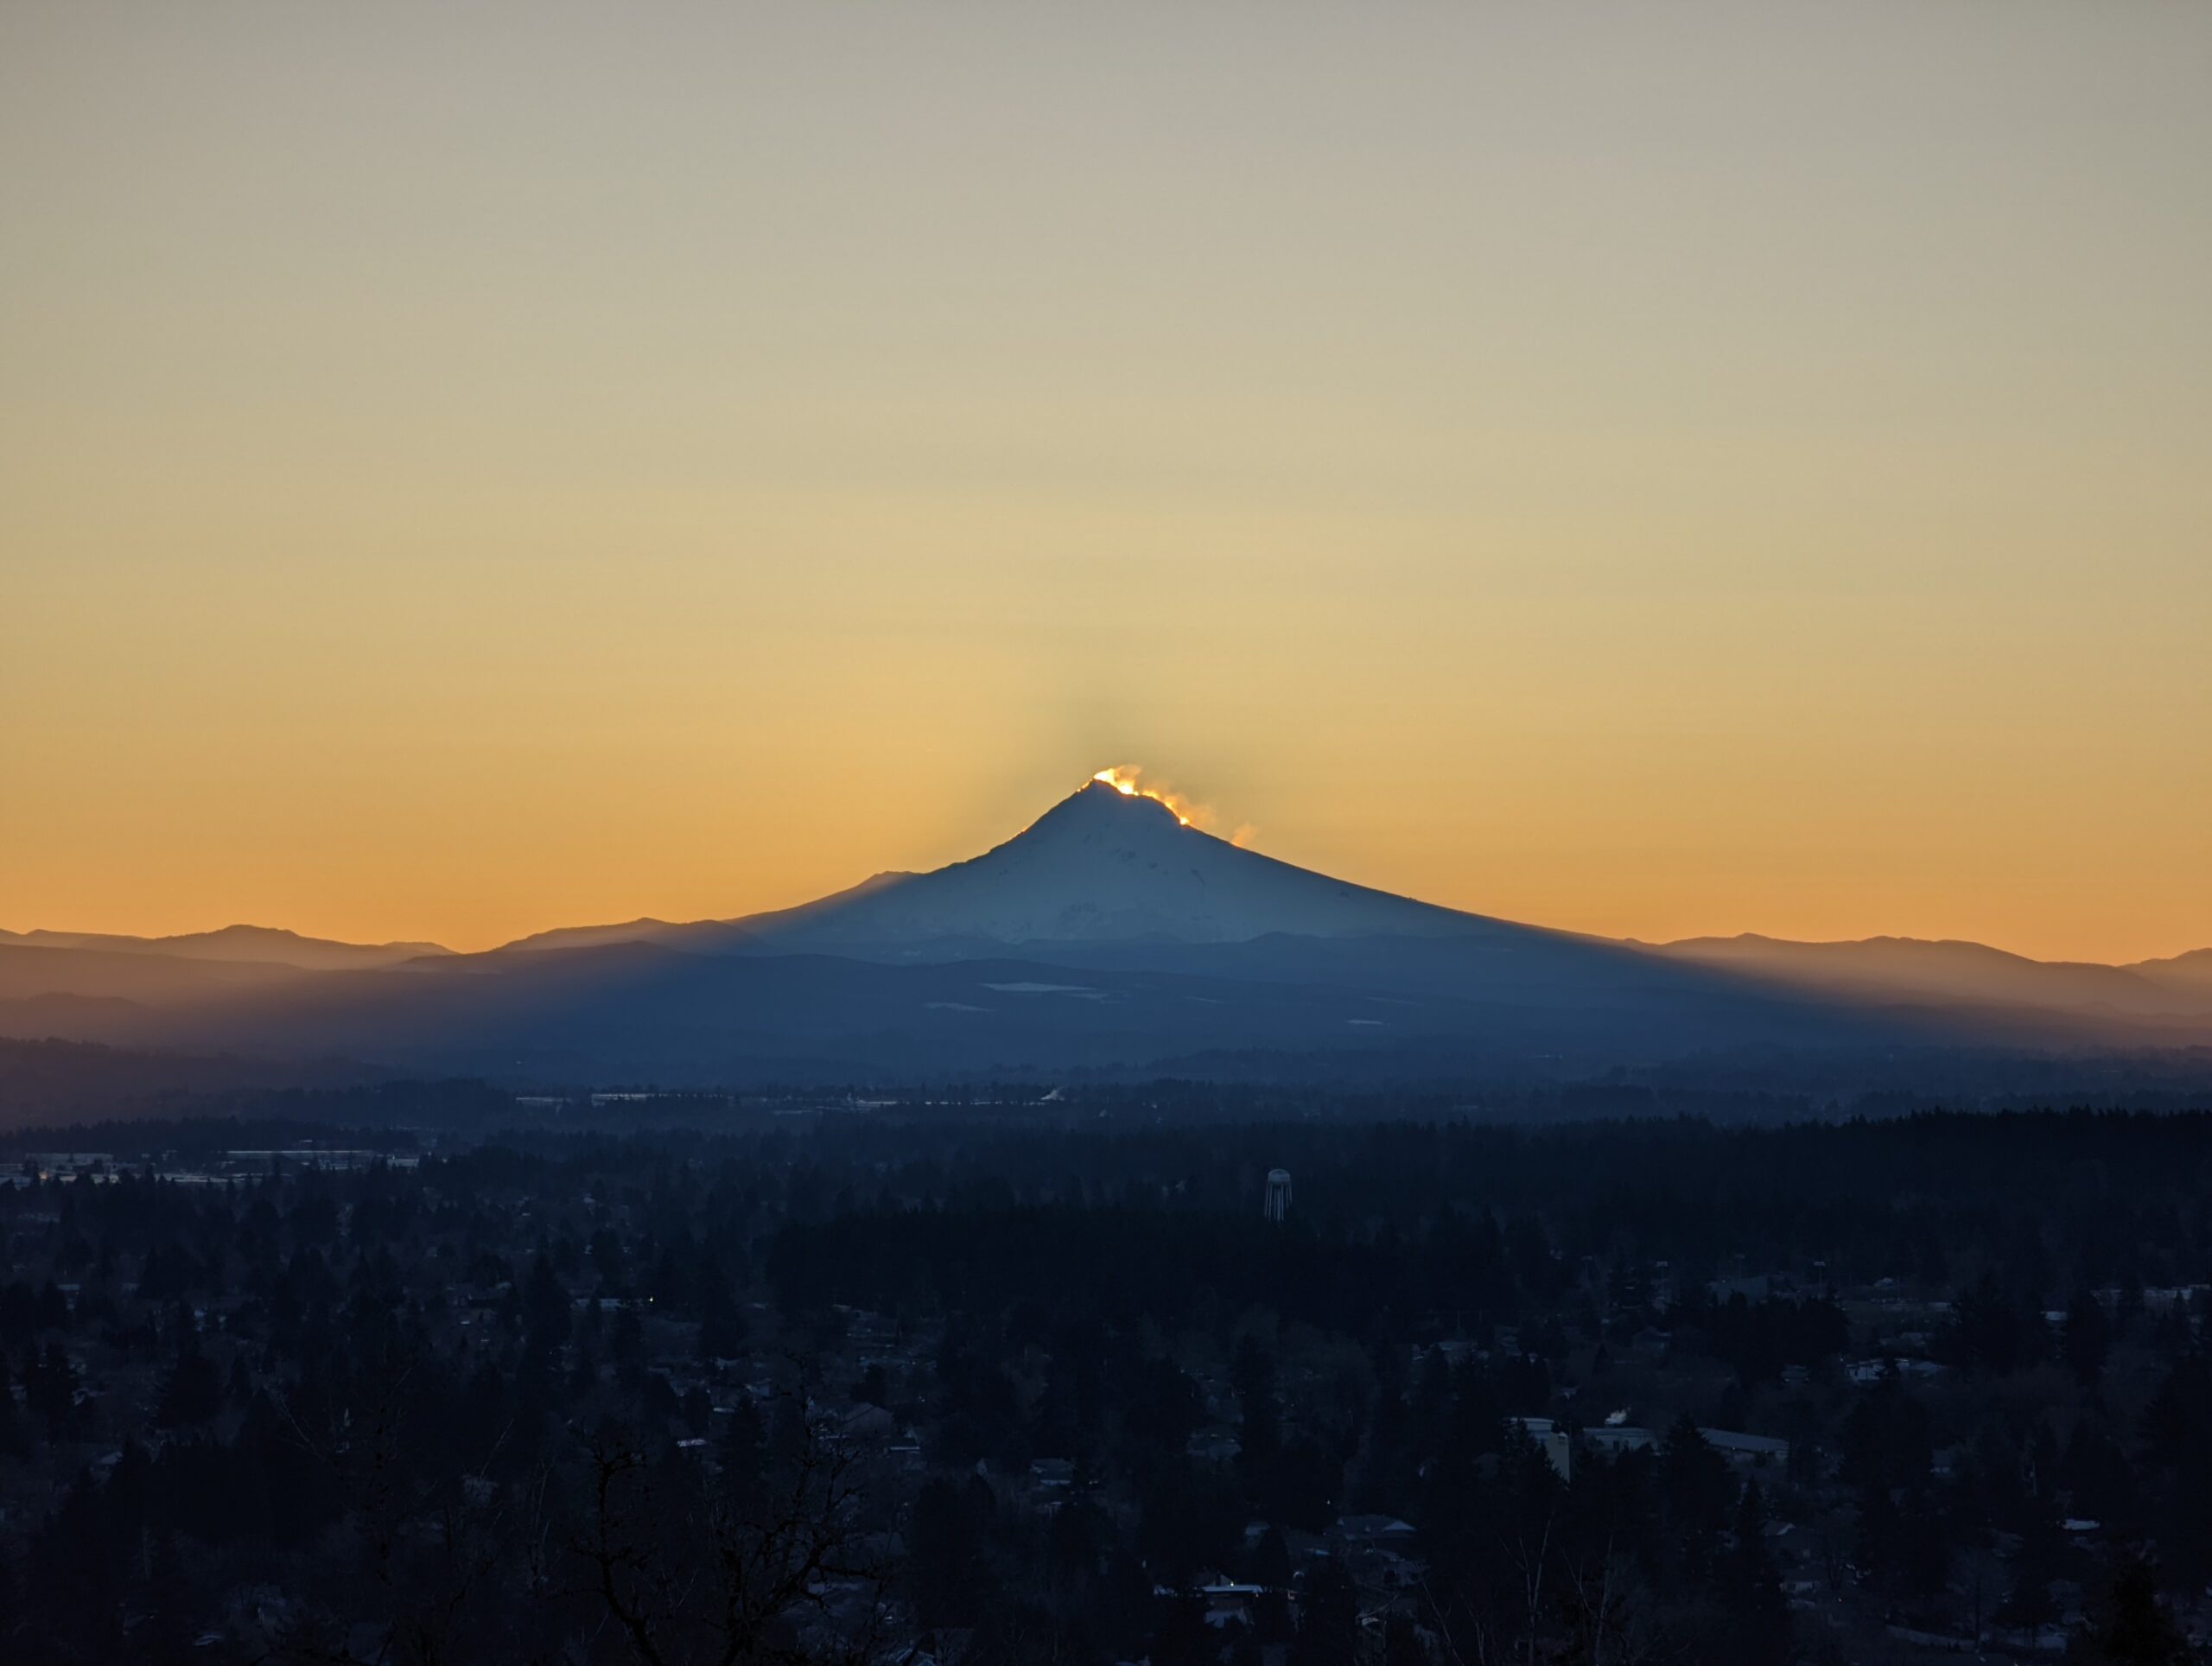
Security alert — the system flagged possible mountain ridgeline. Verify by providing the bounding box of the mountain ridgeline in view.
[3,780,2208,1090]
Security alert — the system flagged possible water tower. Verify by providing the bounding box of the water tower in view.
[1264,1167,1292,1223]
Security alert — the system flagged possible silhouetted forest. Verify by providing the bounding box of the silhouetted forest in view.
[3,1102,2210,1662]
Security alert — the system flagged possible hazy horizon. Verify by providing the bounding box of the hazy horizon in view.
[2,768,2204,969]
[5,4,2208,962]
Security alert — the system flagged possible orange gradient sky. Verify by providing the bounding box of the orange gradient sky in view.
[3,4,2209,963]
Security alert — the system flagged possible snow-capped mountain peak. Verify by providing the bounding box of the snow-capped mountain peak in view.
[740,778,1484,947]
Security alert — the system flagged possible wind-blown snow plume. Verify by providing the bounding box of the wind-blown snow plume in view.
[1089,766,1261,846]
[1089,765,1252,841]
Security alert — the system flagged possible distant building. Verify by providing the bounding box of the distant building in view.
[1186,1428,1243,1465]
[1333,1514,1417,1549]
[1198,1580,1263,1628]
[1028,1458,1076,1491]
[1700,1428,1789,1467]
[1511,1417,1585,1478]
[1512,1416,1785,1481]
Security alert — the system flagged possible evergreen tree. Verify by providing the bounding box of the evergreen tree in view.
[1853,1482,1901,1596]
[0,1352,23,1459]
[909,1476,995,1628]
[1383,1613,1428,1666]
[25,1339,79,1435]
[2064,1288,2113,1387]
[2079,1553,2187,1665]
[1720,1479,1791,1665]
[1232,1333,1282,1470]
[141,1530,196,1666]
[2002,1492,2066,1629]
[1658,1415,1732,1550]
[695,1263,749,1361]
[1251,1523,1295,1640]
[521,1251,570,1381]
[154,1307,221,1428]
[1897,1485,1951,1601]
[1149,1593,1216,1666]
[1292,1555,1361,1666]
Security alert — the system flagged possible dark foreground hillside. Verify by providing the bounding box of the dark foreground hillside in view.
[3,1108,2209,1663]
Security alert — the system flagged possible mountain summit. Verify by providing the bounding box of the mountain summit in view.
[733,777,1485,949]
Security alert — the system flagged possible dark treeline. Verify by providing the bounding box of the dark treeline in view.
[761,1109,2212,1290]
[1,1107,2209,1663]
[9,1033,2212,1135]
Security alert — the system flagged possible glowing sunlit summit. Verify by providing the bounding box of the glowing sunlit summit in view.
[1090,766,1194,829]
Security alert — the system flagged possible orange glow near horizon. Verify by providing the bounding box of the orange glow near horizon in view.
[1,7,2208,964]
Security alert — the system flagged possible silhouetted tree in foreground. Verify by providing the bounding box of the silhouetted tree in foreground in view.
[576,1393,887,1666]
[2076,1553,2187,1665]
